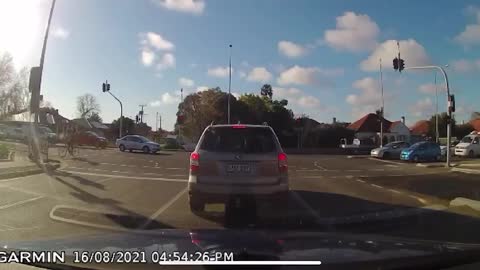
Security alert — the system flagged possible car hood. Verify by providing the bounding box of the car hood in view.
[456,143,471,148]
[2,229,480,268]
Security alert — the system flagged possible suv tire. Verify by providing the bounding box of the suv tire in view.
[142,146,150,153]
[119,144,125,152]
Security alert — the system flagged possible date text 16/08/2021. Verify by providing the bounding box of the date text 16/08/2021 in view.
[0,251,234,264]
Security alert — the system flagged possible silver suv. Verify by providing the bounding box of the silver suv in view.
[188,124,289,212]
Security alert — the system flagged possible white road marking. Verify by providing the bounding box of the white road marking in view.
[385,164,399,168]
[368,158,405,166]
[291,191,321,221]
[0,196,44,210]
[303,176,324,179]
[356,179,365,183]
[370,168,385,171]
[296,169,319,172]
[313,161,327,171]
[370,184,383,189]
[409,195,427,204]
[388,189,402,194]
[0,174,40,183]
[139,188,188,229]
[57,169,188,182]
[169,174,188,177]
[346,169,361,172]
[96,176,116,183]
[165,168,183,170]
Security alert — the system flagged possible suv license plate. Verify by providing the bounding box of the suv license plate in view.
[227,164,251,173]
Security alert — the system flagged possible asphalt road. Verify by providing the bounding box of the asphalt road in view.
[1,147,480,245]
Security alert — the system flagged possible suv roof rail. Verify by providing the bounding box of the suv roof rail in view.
[210,121,215,126]
[262,122,269,126]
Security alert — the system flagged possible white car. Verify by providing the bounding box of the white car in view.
[455,132,480,158]
[116,135,160,154]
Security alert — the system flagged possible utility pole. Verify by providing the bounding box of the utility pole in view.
[156,112,159,131]
[228,44,232,124]
[139,104,146,123]
[434,71,439,143]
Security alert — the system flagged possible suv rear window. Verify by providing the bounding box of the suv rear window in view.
[200,127,277,153]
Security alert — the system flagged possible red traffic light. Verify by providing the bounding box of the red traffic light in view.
[393,58,399,70]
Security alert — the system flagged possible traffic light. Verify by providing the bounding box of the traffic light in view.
[135,115,139,123]
[107,83,110,91]
[393,58,399,70]
[102,83,106,92]
[399,59,405,72]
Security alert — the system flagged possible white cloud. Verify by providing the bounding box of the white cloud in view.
[152,0,205,14]
[157,53,176,70]
[418,83,446,94]
[196,86,209,92]
[277,65,343,86]
[232,92,241,99]
[51,26,70,39]
[360,39,430,71]
[141,49,155,66]
[409,97,434,118]
[346,77,386,117]
[207,66,233,77]
[324,11,379,52]
[150,92,180,106]
[246,67,273,82]
[178,77,194,87]
[238,71,247,79]
[278,40,308,58]
[141,32,174,51]
[450,58,480,73]
[274,86,321,108]
[455,7,480,46]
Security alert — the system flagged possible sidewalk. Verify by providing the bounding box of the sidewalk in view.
[0,148,61,180]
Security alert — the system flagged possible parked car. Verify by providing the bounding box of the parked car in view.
[6,127,26,141]
[74,131,107,149]
[188,124,289,213]
[340,137,376,154]
[455,132,480,158]
[370,141,410,159]
[400,141,442,162]
[116,135,160,154]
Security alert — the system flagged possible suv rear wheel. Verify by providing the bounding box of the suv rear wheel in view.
[119,144,125,152]
[142,146,150,153]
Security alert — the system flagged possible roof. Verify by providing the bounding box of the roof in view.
[410,120,430,136]
[470,119,480,132]
[90,121,109,129]
[347,113,392,133]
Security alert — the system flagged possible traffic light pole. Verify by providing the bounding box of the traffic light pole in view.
[404,65,452,167]
[107,91,123,139]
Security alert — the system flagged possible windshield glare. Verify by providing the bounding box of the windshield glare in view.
[461,136,473,143]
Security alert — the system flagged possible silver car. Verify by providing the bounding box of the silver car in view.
[188,124,289,212]
[116,135,160,154]
[370,141,410,159]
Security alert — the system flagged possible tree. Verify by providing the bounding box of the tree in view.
[427,113,456,138]
[88,112,103,123]
[0,53,30,120]
[76,94,100,118]
[260,84,273,100]
[110,117,135,138]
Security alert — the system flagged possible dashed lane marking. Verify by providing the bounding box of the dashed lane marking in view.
[313,161,327,171]
[165,168,184,170]
[388,189,402,194]
[409,195,427,204]
[356,179,365,183]
[368,158,405,166]
[139,187,188,229]
[370,184,383,189]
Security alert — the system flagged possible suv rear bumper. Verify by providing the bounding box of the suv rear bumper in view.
[188,181,288,202]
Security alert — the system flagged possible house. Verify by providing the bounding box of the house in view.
[347,113,411,145]
[410,120,430,136]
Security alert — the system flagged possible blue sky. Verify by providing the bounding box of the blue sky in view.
[1,0,480,130]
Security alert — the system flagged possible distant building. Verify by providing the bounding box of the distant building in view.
[470,119,480,132]
[347,113,411,145]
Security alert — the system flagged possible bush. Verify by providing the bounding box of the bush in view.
[163,138,181,149]
[0,144,9,159]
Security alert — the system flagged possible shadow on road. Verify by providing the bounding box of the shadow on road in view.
[360,173,480,201]
[71,157,100,166]
[125,151,173,156]
[51,171,173,230]
[194,191,480,244]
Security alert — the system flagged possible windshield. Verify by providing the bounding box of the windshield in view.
[3,0,480,267]
[461,136,474,143]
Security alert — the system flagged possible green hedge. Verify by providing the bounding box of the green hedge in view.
[0,144,9,159]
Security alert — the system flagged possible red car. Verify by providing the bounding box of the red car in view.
[74,131,107,149]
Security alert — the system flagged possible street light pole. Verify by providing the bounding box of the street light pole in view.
[103,81,123,138]
[227,44,232,124]
[404,65,452,167]
[379,58,384,147]
[434,71,439,143]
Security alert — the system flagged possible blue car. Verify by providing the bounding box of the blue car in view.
[400,141,442,162]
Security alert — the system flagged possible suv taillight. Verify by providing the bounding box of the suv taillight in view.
[190,152,200,174]
[278,152,288,173]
